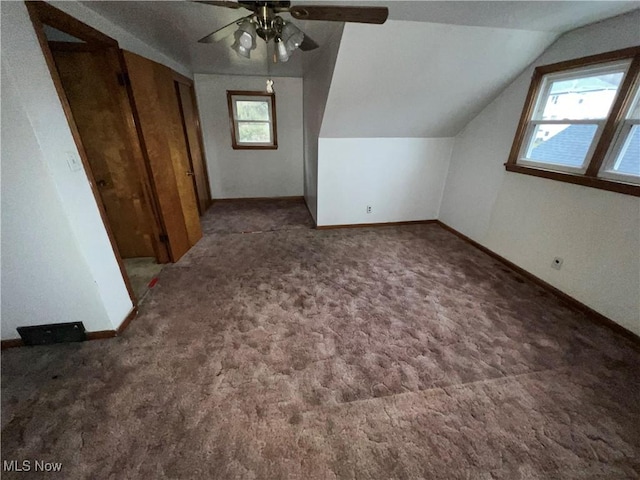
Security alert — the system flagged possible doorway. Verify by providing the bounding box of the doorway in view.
[27,2,168,303]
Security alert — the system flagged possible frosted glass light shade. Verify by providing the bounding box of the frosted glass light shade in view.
[275,37,290,62]
[231,31,251,58]
[231,19,257,58]
[281,22,304,54]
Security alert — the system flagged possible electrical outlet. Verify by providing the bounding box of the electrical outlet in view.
[551,257,563,270]
[366,205,372,214]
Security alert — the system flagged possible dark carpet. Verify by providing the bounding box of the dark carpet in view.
[2,199,639,479]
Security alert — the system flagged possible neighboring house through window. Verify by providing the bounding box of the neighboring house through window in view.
[226,91,277,150]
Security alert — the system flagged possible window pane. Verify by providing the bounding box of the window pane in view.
[626,89,640,120]
[612,125,640,176]
[537,71,624,120]
[526,124,598,167]
[236,100,269,121]
[238,122,271,143]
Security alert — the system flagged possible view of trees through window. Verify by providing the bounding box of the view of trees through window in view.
[236,100,271,143]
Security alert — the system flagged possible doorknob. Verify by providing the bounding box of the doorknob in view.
[186,171,195,177]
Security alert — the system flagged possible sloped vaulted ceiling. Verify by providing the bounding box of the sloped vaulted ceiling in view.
[320,20,558,138]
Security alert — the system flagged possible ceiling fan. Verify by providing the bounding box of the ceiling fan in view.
[196,1,389,62]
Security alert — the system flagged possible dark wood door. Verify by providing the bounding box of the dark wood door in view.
[123,51,203,260]
[51,44,167,261]
[176,82,212,215]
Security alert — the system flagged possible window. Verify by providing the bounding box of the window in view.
[226,91,277,150]
[506,47,640,196]
[600,83,640,182]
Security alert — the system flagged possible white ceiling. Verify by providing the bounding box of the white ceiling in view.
[81,1,640,77]
[81,0,343,76]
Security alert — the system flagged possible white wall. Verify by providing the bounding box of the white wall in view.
[0,1,191,338]
[1,65,113,336]
[313,19,554,229]
[317,138,453,226]
[194,74,304,199]
[440,10,640,335]
[0,1,131,337]
[302,26,344,223]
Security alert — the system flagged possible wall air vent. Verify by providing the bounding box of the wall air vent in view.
[17,322,87,346]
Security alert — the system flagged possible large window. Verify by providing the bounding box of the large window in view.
[226,91,277,150]
[506,47,640,196]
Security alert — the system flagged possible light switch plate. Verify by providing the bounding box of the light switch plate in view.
[66,151,82,172]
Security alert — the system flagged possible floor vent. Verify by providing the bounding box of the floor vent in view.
[17,322,86,346]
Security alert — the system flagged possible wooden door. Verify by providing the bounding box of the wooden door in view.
[157,69,203,247]
[123,51,203,260]
[51,44,167,261]
[176,82,212,215]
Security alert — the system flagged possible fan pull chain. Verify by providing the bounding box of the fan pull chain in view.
[266,39,275,93]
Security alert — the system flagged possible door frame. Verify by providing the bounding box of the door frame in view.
[48,41,170,264]
[25,1,167,311]
[173,72,213,213]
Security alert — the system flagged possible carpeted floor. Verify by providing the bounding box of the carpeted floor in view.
[123,257,164,300]
[2,199,639,479]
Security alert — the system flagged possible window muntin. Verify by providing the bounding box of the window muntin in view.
[226,91,277,150]
[599,84,640,183]
[518,61,630,173]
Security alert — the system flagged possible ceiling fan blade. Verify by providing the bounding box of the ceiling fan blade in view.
[299,34,319,51]
[195,1,243,9]
[289,6,388,24]
[197,15,250,43]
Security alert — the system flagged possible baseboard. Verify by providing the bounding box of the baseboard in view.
[316,220,437,230]
[117,307,138,334]
[86,330,117,340]
[1,339,25,350]
[1,331,115,350]
[212,196,304,203]
[1,308,138,350]
[436,220,640,346]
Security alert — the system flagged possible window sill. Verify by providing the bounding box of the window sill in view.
[231,145,278,150]
[504,163,640,197]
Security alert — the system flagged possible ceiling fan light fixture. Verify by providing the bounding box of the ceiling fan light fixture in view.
[275,36,290,62]
[281,21,304,54]
[231,32,252,58]
[237,18,257,48]
[231,19,257,58]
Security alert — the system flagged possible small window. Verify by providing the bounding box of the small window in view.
[506,47,640,197]
[226,91,277,150]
